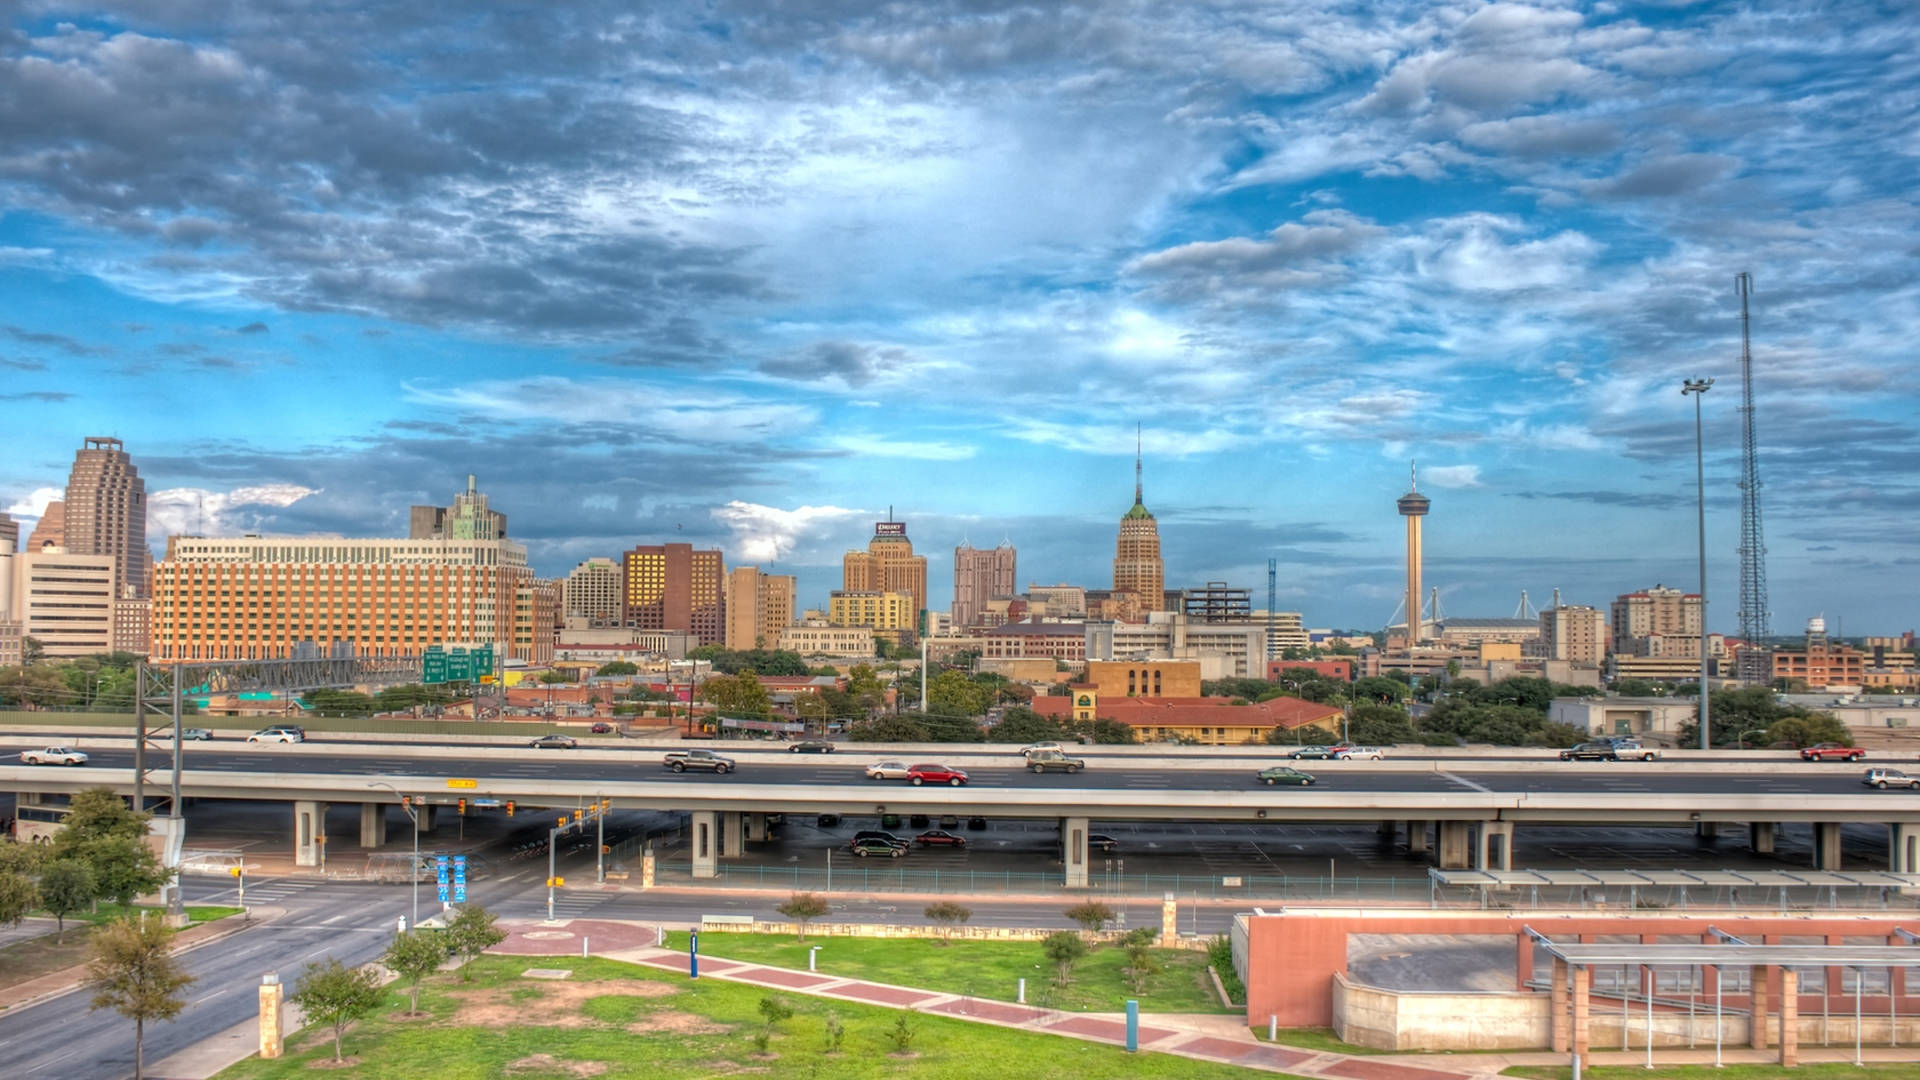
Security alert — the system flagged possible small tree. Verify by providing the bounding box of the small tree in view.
[382,928,449,1015]
[1062,900,1116,938]
[753,993,794,1054]
[1042,930,1087,987]
[0,870,37,928]
[1122,928,1160,994]
[445,903,506,981]
[923,900,973,943]
[776,892,831,942]
[822,1010,845,1054]
[40,860,96,943]
[85,914,195,1080]
[290,957,386,1064]
[887,1010,918,1053]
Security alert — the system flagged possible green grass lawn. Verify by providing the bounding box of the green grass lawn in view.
[690,931,1235,1014]
[1506,1066,1920,1080]
[212,955,1286,1080]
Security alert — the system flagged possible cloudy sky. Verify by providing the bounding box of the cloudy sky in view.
[3,1,1916,634]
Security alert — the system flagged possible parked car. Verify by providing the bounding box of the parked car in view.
[1559,740,1659,761]
[1256,765,1316,786]
[590,722,614,734]
[1025,750,1086,774]
[1287,744,1349,760]
[849,837,907,857]
[19,746,87,766]
[664,749,735,773]
[915,829,967,847]
[530,733,578,750]
[247,725,305,743]
[1802,742,1866,762]
[865,760,911,780]
[906,763,969,786]
[852,830,910,848]
[1088,833,1120,854]
[1333,746,1385,760]
[1863,768,1920,790]
[179,727,214,741]
[789,740,835,754]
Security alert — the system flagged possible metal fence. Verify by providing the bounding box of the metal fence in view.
[1433,881,1920,913]
[649,863,1434,900]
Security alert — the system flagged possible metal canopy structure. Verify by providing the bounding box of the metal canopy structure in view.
[1533,941,1919,967]
[1433,868,1920,889]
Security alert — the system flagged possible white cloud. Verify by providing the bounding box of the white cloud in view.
[827,434,976,461]
[401,377,816,443]
[710,500,864,564]
[148,483,319,537]
[1420,464,1483,488]
[5,486,64,520]
[1490,420,1608,452]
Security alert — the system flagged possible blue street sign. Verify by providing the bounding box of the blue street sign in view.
[437,885,450,903]
[454,883,467,903]
[435,855,450,869]
[436,866,449,885]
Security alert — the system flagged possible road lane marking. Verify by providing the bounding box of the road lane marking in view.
[1441,772,1492,793]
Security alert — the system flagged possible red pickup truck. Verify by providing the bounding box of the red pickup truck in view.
[1800,742,1865,762]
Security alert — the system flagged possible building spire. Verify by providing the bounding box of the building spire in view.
[1410,459,1417,492]
[1134,423,1143,505]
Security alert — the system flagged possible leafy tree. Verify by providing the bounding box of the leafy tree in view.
[1351,676,1410,704]
[0,663,72,709]
[39,860,95,942]
[1068,716,1137,744]
[898,711,985,742]
[923,900,972,943]
[758,993,794,1024]
[1268,668,1342,703]
[382,928,448,1015]
[845,663,884,696]
[1062,900,1116,936]
[776,892,831,942]
[1042,930,1087,986]
[0,835,46,877]
[1346,703,1417,745]
[536,670,570,685]
[85,914,195,1080]
[596,660,639,676]
[823,1010,846,1053]
[1678,686,1836,748]
[306,688,377,715]
[445,903,505,980]
[290,957,386,1064]
[847,714,930,742]
[21,636,46,663]
[700,672,775,716]
[926,669,989,719]
[52,789,170,906]
[1202,677,1270,700]
[794,693,830,729]
[1122,928,1161,994]
[985,706,1063,744]
[0,870,37,928]
[1765,712,1852,749]
[1612,679,1669,698]
[887,1010,918,1052]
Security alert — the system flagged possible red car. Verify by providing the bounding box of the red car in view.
[906,763,969,786]
[590,722,614,734]
[1800,742,1865,762]
[915,830,967,847]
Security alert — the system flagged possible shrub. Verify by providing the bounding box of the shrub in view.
[1042,930,1087,986]
[823,1010,845,1053]
[1062,900,1115,937]
[776,892,832,942]
[923,900,973,943]
[887,1010,917,1053]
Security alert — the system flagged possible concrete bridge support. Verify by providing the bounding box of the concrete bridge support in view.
[690,811,717,879]
[1890,823,1918,873]
[1061,815,1090,888]
[1476,821,1514,872]
[1812,821,1844,870]
[1405,821,1430,855]
[1376,820,1396,841]
[294,801,327,868]
[745,811,769,843]
[721,811,744,859]
[1694,820,1718,841]
[415,804,436,834]
[1436,821,1473,869]
[1749,821,1776,855]
[359,802,384,849]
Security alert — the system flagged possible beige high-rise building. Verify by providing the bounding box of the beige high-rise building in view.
[564,557,623,621]
[1611,585,1703,657]
[842,517,927,626]
[1395,463,1430,644]
[1537,604,1608,665]
[828,590,916,632]
[61,437,148,597]
[3,549,118,657]
[952,542,1016,629]
[1113,434,1166,614]
[0,511,17,555]
[621,542,725,646]
[24,501,64,553]
[724,566,797,650]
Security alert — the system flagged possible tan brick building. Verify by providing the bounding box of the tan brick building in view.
[563,557,622,621]
[725,566,796,650]
[1083,659,1202,698]
[842,518,927,626]
[1535,604,1608,664]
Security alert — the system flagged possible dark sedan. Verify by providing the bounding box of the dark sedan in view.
[789,740,836,753]
[914,830,967,847]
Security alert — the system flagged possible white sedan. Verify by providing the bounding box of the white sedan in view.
[1334,746,1386,760]
[20,746,88,766]
[865,760,911,780]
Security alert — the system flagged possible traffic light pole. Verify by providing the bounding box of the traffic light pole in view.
[547,823,562,922]
[596,808,605,884]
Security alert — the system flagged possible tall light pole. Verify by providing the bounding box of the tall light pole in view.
[1683,378,1714,750]
[920,636,929,714]
[367,781,418,930]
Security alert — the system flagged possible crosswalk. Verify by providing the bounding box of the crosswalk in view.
[542,887,620,920]
[230,877,323,906]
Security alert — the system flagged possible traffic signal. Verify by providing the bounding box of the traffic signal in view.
[573,810,583,823]
[400,795,411,808]
[557,817,567,829]
[457,798,467,815]
[505,800,515,817]
[600,798,611,812]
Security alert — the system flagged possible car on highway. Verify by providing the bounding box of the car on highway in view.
[906,763,969,786]
[247,725,305,743]
[849,836,907,857]
[1333,746,1385,760]
[1020,741,1065,756]
[1286,744,1349,760]
[914,829,967,847]
[590,722,615,734]
[1256,765,1316,786]
[1088,833,1120,854]
[664,749,735,773]
[853,829,910,848]
[789,740,836,754]
[1863,768,1920,789]
[865,760,911,780]
[177,727,214,741]
[19,746,88,766]
[1802,742,1866,762]
[1559,740,1660,762]
[530,733,578,750]
[1025,749,1085,774]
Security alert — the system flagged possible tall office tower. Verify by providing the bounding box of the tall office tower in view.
[1395,463,1430,644]
[842,515,928,626]
[725,566,797,650]
[24,502,63,552]
[564,557,623,621]
[1610,585,1704,656]
[0,511,16,554]
[1113,428,1166,612]
[3,549,117,657]
[62,437,148,596]
[409,474,508,540]
[952,541,1016,629]
[622,542,725,646]
[1538,604,1608,664]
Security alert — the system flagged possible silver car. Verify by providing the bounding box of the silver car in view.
[865,760,911,780]
[1334,746,1385,760]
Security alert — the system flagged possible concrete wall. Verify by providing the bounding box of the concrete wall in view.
[1333,973,1550,1051]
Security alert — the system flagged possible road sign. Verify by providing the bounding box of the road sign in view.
[446,778,477,789]
[423,650,448,684]
[453,856,468,903]
[546,876,564,888]
[437,884,450,903]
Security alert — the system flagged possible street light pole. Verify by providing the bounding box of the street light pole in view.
[920,637,929,714]
[367,781,418,931]
[1683,378,1714,750]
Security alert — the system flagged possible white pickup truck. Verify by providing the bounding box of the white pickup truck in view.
[20,746,89,766]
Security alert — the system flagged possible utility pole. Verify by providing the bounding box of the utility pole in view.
[1683,378,1714,748]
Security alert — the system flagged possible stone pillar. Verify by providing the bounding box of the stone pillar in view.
[1751,964,1769,1049]
[745,811,769,843]
[1437,821,1473,869]
[1571,965,1591,1058]
[258,973,284,1059]
[1750,821,1776,855]
[1695,820,1719,841]
[1515,933,1534,990]
[1061,815,1090,888]
[1477,821,1514,872]
[1812,822,1843,870]
[690,811,717,879]
[640,846,656,889]
[359,802,384,849]
[1778,968,1798,1066]
[1890,823,1917,873]
[416,804,436,833]
[1550,957,1570,1053]
[1160,893,1178,946]
[720,812,744,858]
[293,801,326,868]
[1406,821,1430,854]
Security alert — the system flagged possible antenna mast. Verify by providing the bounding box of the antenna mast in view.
[1134,423,1143,504]
[1734,272,1771,683]
[1267,557,1278,662]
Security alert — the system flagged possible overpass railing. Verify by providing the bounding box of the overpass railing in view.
[650,863,1435,901]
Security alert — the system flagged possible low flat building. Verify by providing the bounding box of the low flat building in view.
[1434,617,1541,647]
[1549,696,1701,741]
[978,620,1087,662]
[1033,688,1342,745]
[778,624,878,658]
[1086,612,1267,679]
[1267,658,1354,683]
[1608,653,1724,683]
[1084,659,1202,698]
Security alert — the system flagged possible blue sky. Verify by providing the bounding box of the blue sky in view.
[3,1,1917,634]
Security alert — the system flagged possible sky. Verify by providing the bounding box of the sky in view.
[1,1,1916,635]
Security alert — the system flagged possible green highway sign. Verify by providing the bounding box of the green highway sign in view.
[422,643,494,685]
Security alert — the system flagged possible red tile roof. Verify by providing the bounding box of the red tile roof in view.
[1030,695,1340,730]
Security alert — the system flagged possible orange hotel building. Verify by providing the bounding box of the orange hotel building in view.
[152,535,552,664]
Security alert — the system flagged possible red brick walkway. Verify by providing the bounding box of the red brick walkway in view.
[1323,1059,1472,1080]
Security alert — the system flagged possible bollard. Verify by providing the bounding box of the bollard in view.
[397,916,407,934]
[689,929,699,980]
[582,936,589,958]
[809,946,820,972]
[1269,1015,1277,1041]
[1126,1000,1139,1052]
[1018,977,1026,1004]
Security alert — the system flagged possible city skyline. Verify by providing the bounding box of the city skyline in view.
[3,2,1916,632]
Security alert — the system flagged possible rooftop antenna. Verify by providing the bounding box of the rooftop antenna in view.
[1134,422,1143,504]
[1515,590,1536,620]
[1267,557,1278,662]
[1734,271,1772,682]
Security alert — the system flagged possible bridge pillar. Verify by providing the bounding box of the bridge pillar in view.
[1476,821,1514,872]
[690,811,717,879]
[1750,965,1769,1049]
[1570,964,1591,1059]
[415,804,436,833]
[1777,968,1798,1066]
[1161,893,1178,945]
[294,801,327,868]
[1376,820,1396,840]
[1061,816,1090,888]
[1889,823,1917,872]
[1695,820,1718,841]
[720,811,744,859]
[1750,821,1776,855]
[1549,957,1569,1053]
[1811,822,1843,870]
[1405,821,1430,855]
[1436,821,1472,869]
[745,812,769,843]
[359,803,384,849]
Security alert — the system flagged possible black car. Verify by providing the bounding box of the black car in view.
[1088,833,1120,854]
[852,830,910,849]
[789,740,836,754]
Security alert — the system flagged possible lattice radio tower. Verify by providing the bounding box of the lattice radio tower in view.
[1734,271,1772,682]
